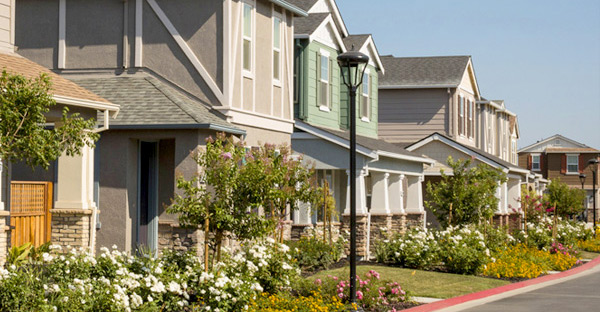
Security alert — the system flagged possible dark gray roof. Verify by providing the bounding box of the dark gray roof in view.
[287,0,319,11]
[343,34,370,51]
[70,74,242,133]
[304,123,429,160]
[379,55,470,87]
[294,13,329,35]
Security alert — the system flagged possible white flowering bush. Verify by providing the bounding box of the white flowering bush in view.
[437,225,490,274]
[514,216,591,250]
[374,227,438,269]
[0,239,299,312]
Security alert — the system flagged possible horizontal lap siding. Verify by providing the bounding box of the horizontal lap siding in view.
[378,89,447,143]
[0,0,10,48]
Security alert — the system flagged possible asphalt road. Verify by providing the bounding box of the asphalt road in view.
[459,269,600,312]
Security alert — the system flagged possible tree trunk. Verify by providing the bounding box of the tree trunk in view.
[204,217,209,272]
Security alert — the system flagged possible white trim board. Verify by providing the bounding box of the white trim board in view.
[146,0,224,104]
[294,122,378,159]
[307,15,346,52]
[58,0,66,69]
[135,0,143,67]
[216,107,294,133]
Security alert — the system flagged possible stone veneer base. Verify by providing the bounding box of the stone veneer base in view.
[0,214,9,266]
[50,209,91,250]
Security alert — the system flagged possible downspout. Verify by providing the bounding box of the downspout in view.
[447,88,452,137]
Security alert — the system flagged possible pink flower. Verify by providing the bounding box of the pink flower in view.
[314,279,322,286]
[356,291,363,300]
[338,293,344,298]
[221,152,232,160]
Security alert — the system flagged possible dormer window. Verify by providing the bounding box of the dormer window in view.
[459,96,465,136]
[318,50,330,109]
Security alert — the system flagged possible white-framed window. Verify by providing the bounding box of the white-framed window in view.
[487,107,493,153]
[467,99,473,138]
[242,1,254,75]
[318,50,330,109]
[272,13,282,84]
[567,154,579,173]
[360,71,370,120]
[532,154,540,171]
[511,139,517,164]
[459,96,465,136]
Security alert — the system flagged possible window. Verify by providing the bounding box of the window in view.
[467,99,473,138]
[487,107,493,153]
[459,96,464,136]
[242,2,253,73]
[272,15,281,82]
[318,52,329,108]
[361,72,369,120]
[532,155,540,171]
[567,155,578,173]
[511,139,517,164]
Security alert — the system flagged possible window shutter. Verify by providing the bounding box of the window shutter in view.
[579,155,585,173]
[540,154,544,173]
[560,154,566,174]
[527,154,532,170]
[316,52,321,107]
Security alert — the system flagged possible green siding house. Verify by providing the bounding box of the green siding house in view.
[288,0,434,259]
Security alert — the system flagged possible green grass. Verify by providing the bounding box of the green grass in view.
[309,265,510,299]
[579,250,600,260]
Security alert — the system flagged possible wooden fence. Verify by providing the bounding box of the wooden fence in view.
[10,181,53,247]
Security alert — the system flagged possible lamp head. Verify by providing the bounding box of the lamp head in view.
[589,158,599,172]
[337,51,369,88]
[580,173,586,185]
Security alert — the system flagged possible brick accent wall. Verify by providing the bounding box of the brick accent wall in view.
[50,209,91,249]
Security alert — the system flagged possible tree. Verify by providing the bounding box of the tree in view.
[167,133,318,269]
[425,156,507,227]
[544,178,586,217]
[0,71,99,169]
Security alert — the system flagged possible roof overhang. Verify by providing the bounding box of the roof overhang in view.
[108,123,246,135]
[379,84,456,90]
[294,122,378,159]
[377,150,435,165]
[270,0,308,16]
[53,95,120,117]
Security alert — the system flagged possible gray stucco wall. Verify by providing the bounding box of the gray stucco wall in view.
[15,0,59,68]
[95,128,207,252]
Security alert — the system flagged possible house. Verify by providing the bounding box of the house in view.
[289,0,434,258]
[0,0,119,264]
[13,0,306,254]
[378,55,533,227]
[518,134,600,221]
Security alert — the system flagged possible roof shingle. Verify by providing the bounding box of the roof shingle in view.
[294,13,329,35]
[379,55,470,87]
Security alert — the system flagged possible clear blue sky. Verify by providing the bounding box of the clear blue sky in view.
[337,0,600,149]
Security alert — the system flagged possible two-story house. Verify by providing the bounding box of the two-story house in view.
[288,0,434,258]
[0,0,119,263]
[518,134,600,221]
[379,55,531,227]
[14,0,306,254]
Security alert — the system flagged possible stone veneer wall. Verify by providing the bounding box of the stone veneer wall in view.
[157,223,201,254]
[341,214,369,258]
[405,212,424,229]
[0,213,9,265]
[369,214,392,257]
[390,213,407,234]
[507,213,521,231]
[51,209,91,249]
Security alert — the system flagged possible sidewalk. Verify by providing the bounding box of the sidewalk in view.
[404,256,600,312]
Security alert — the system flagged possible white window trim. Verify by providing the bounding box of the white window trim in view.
[360,69,370,122]
[531,153,541,171]
[318,49,330,111]
[458,95,465,137]
[272,10,283,86]
[566,153,579,175]
[242,0,255,79]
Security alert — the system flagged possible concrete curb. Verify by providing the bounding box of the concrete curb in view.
[404,256,600,312]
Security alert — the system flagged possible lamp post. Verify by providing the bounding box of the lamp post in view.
[579,173,586,221]
[338,50,369,310]
[589,159,598,235]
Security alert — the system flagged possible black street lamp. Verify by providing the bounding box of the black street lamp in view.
[580,173,586,221]
[338,49,369,310]
[589,159,598,236]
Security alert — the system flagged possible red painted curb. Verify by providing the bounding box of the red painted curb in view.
[404,256,600,312]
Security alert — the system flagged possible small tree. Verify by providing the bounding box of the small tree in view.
[425,156,507,227]
[544,178,586,218]
[0,71,99,169]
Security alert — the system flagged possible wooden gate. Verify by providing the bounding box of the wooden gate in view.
[10,181,53,247]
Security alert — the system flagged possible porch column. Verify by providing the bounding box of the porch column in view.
[0,160,8,264]
[52,145,95,250]
[342,169,369,259]
[370,172,390,215]
[405,175,425,228]
[388,174,406,232]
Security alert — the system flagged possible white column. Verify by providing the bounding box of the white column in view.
[294,201,311,224]
[0,160,6,211]
[370,172,390,215]
[54,145,96,210]
[388,174,405,214]
[344,169,368,215]
[405,175,424,213]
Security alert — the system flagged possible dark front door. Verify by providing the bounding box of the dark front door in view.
[138,141,158,252]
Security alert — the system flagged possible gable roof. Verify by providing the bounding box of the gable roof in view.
[69,73,244,135]
[1,52,119,114]
[343,34,384,74]
[342,34,369,51]
[289,0,348,36]
[289,0,319,11]
[295,121,434,164]
[269,0,308,16]
[406,132,529,174]
[518,134,596,153]
[294,13,330,36]
[379,55,471,89]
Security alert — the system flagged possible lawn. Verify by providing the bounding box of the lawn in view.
[308,265,510,299]
[579,251,600,260]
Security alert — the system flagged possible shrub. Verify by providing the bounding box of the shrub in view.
[248,291,344,312]
[287,234,345,272]
[577,239,600,253]
[374,228,438,270]
[437,226,490,274]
